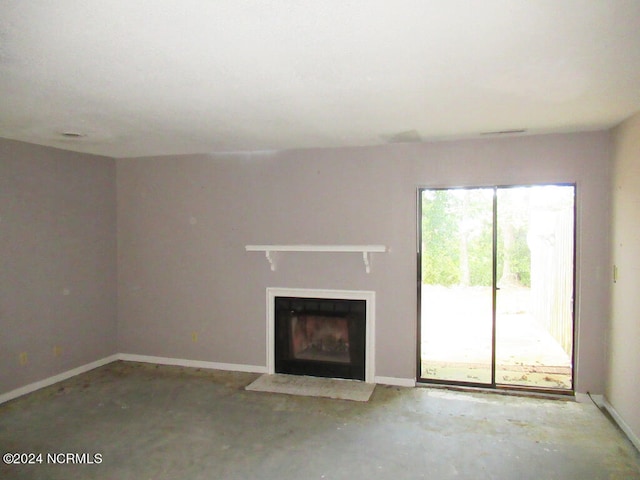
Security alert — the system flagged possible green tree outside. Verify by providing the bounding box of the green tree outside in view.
[421,188,531,287]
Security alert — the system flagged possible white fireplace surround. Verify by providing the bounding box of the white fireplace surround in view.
[266,287,376,383]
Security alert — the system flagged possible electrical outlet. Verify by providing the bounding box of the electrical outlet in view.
[19,352,28,365]
[53,346,62,357]
[192,332,198,343]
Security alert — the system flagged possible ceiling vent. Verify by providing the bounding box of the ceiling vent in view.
[381,129,423,144]
[480,129,526,136]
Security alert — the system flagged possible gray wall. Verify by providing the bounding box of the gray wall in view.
[117,131,611,393]
[608,112,640,441]
[0,139,117,394]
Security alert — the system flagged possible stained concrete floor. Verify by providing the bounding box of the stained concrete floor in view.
[1,361,639,480]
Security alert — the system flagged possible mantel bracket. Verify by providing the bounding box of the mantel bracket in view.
[362,251,371,274]
[265,251,276,271]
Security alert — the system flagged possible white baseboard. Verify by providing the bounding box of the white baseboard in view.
[118,356,416,387]
[574,393,589,403]
[374,376,416,387]
[0,354,119,405]
[575,392,605,407]
[117,353,268,374]
[603,398,640,452]
[590,394,605,408]
[1,354,415,404]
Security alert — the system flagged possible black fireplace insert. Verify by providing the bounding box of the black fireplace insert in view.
[274,296,366,381]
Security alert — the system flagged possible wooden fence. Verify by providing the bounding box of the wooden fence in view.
[529,205,574,356]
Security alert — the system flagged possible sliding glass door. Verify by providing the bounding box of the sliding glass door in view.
[419,188,495,384]
[418,185,575,391]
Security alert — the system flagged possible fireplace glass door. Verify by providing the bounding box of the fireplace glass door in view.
[275,297,366,381]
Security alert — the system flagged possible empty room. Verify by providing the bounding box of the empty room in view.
[1,1,639,479]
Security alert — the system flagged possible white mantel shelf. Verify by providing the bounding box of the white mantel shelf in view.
[245,245,387,274]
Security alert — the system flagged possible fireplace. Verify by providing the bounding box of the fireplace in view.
[274,296,366,381]
[267,288,375,383]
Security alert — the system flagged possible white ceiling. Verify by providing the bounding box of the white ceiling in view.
[1,1,639,158]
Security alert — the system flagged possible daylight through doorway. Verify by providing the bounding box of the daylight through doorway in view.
[418,185,575,391]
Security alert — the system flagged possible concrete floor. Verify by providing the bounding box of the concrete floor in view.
[1,361,639,480]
